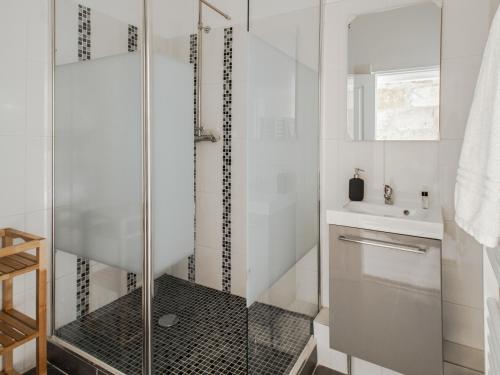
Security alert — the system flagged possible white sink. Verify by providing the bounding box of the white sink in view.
[327,201,444,239]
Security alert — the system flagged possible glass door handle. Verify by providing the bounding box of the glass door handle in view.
[338,235,427,255]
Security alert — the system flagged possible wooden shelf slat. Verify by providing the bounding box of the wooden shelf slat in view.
[0,309,38,354]
[5,310,36,330]
[0,258,26,271]
[8,255,33,267]
[0,253,39,281]
[0,228,46,374]
[0,265,39,282]
[0,311,35,336]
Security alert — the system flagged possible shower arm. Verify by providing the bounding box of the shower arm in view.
[194,0,231,143]
[200,0,231,21]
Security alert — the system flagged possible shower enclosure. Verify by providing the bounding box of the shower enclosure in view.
[51,0,322,373]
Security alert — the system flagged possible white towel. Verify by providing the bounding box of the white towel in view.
[455,8,500,248]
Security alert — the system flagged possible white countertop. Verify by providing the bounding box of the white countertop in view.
[327,201,444,240]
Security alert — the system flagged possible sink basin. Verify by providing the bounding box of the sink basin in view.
[327,201,443,239]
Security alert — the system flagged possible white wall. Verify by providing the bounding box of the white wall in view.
[321,0,496,356]
[0,0,51,372]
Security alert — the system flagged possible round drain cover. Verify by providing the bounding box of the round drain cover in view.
[158,314,179,328]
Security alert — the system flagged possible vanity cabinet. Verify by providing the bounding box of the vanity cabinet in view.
[330,225,443,375]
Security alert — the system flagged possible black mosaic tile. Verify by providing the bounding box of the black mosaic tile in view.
[56,275,312,375]
[221,27,233,293]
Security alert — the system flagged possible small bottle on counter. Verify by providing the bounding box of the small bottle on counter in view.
[421,191,429,209]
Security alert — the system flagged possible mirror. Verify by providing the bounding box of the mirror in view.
[347,2,442,141]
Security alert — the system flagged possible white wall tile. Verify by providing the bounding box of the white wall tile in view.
[195,245,222,290]
[55,0,78,65]
[55,251,77,279]
[442,221,483,309]
[232,26,248,85]
[232,80,247,140]
[26,62,49,137]
[196,192,222,249]
[0,57,27,136]
[440,56,482,140]
[352,357,383,375]
[168,257,189,281]
[443,302,484,349]
[91,10,128,60]
[201,83,224,134]
[0,136,26,216]
[323,69,349,141]
[231,246,246,297]
[196,133,223,194]
[55,271,77,328]
[441,0,491,60]
[25,137,51,212]
[384,141,440,204]
[0,215,25,231]
[439,140,462,220]
[27,0,49,64]
[90,265,126,312]
[231,193,246,258]
[201,27,224,86]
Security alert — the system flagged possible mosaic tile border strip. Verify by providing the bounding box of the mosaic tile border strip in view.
[128,25,138,53]
[76,4,91,318]
[221,27,233,293]
[76,257,90,318]
[127,23,139,293]
[188,33,198,283]
[78,5,91,61]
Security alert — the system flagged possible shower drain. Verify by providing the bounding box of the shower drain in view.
[158,314,179,328]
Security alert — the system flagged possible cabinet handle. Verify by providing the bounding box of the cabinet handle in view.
[338,235,427,254]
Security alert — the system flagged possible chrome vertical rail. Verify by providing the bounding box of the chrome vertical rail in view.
[195,1,203,137]
[50,0,56,337]
[142,0,153,373]
[317,0,325,310]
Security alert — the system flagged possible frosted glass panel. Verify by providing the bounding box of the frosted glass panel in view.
[246,35,319,305]
[152,53,195,272]
[55,53,194,274]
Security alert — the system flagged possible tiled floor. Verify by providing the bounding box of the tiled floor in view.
[56,275,313,375]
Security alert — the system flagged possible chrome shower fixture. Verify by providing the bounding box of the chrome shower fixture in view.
[194,0,231,144]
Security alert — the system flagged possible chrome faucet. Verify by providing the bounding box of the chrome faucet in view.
[384,184,394,205]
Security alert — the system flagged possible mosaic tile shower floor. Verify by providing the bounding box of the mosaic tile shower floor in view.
[56,275,313,375]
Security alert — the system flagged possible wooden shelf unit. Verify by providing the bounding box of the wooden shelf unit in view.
[0,228,47,375]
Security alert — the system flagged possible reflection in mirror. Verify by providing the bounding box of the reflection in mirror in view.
[346,2,442,141]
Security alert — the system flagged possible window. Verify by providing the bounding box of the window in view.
[375,68,440,141]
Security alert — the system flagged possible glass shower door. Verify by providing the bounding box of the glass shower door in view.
[246,1,321,373]
[53,0,145,372]
[149,1,197,374]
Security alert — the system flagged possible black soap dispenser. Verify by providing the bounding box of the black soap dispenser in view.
[349,168,365,201]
